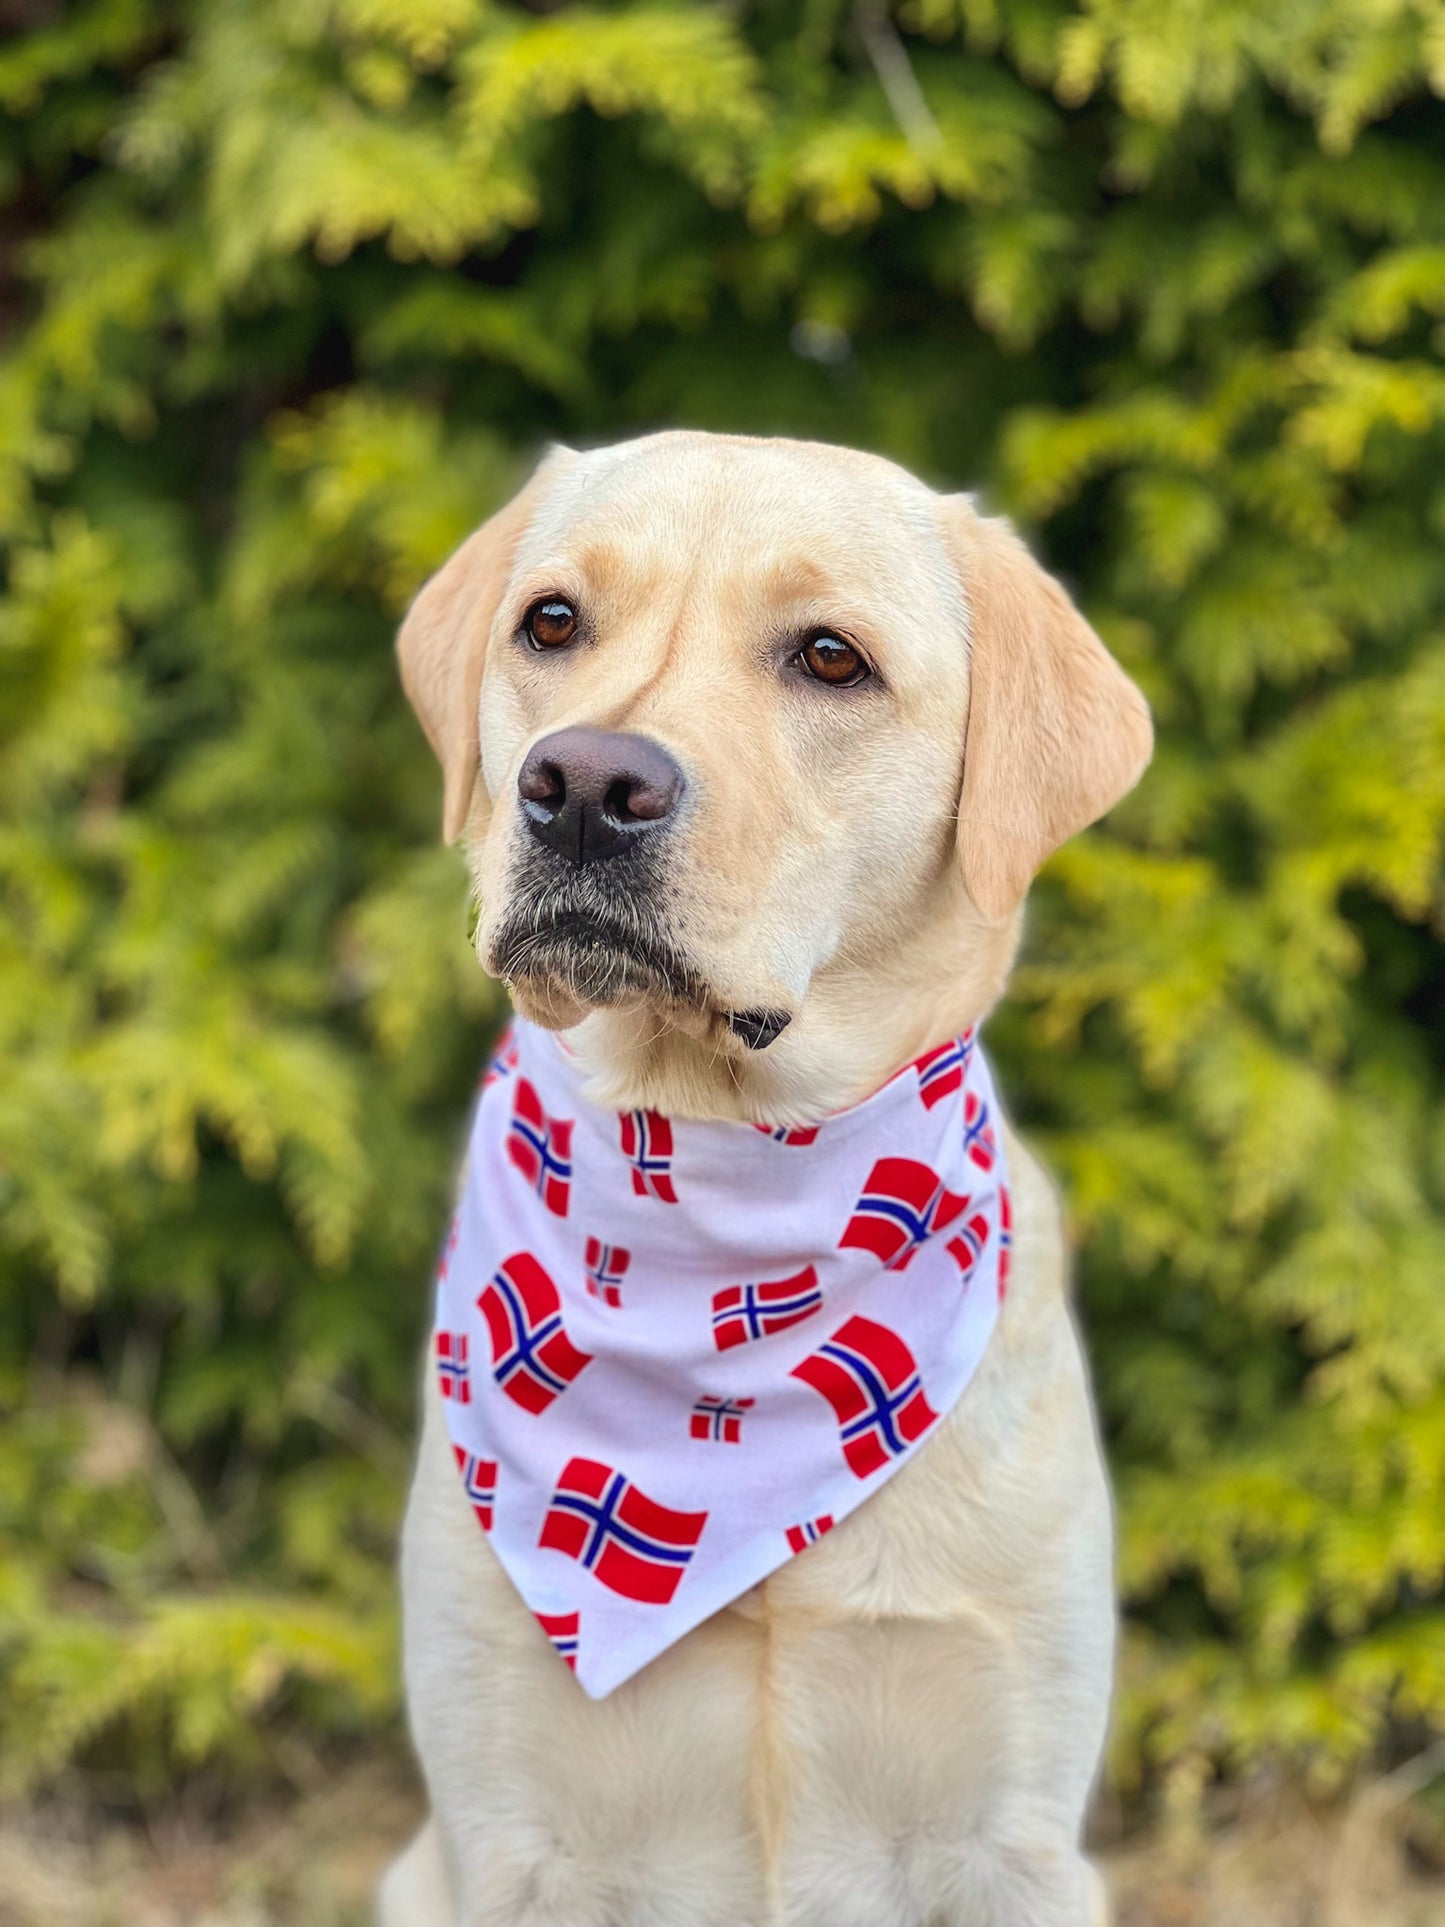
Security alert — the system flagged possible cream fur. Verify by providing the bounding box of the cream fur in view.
[382,431,1149,1926]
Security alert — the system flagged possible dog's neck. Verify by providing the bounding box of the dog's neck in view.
[556,897,1022,1127]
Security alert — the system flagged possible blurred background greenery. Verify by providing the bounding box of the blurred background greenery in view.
[3,0,1445,1872]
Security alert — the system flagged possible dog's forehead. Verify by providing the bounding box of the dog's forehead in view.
[516,432,964,630]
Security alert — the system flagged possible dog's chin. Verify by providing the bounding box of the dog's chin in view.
[501,948,692,1036]
[505,974,592,1033]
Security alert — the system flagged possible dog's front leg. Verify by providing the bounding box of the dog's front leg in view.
[762,1613,1109,1927]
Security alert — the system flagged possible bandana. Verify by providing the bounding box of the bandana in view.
[431,1015,1012,1699]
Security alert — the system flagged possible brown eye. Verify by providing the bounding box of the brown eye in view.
[797,632,869,687]
[526,597,579,650]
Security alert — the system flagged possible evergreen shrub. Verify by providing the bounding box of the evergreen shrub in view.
[3,0,1444,1811]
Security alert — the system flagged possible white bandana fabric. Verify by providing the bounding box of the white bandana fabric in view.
[431,1016,1012,1699]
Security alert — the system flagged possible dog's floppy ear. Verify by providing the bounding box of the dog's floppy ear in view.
[940,497,1152,923]
[397,453,567,843]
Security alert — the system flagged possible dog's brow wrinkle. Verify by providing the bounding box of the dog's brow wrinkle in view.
[764,558,831,604]
[656,511,713,675]
[575,540,626,595]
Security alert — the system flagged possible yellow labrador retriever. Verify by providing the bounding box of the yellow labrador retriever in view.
[379,431,1150,1927]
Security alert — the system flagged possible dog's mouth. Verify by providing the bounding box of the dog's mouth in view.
[486,870,793,1050]
[489,878,707,1014]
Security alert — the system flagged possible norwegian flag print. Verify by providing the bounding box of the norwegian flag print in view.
[689,1395,755,1443]
[838,1158,967,1272]
[435,1329,471,1403]
[583,1236,629,1308]
[915,1031,975,1110]
[711,1264,823,1351]
[539,1457,708,1605]
[792,1315,939,1479]
[451,1443,496,1530]
[997,1184,1013,1298]
[478,1251,594,1414]
[483,1027,520,1091]
[536,1609,580,1671]
[946,1208,990,1287]
[751,1122,820,1147]
[962,1090,998,1174]
[785,1514,834,1554]
[507,1078,574,1216]
[620,1109,678,1203]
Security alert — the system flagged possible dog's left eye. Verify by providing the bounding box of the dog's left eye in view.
[795,632,870,688]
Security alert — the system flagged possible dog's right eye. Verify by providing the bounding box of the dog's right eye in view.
[525,598,580,650]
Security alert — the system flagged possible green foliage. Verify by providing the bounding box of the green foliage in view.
[2,0,1444,1815]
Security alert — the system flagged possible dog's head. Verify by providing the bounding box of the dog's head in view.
[399,432,1150,1107]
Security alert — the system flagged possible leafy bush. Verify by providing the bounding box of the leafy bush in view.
[3,0,1443,1812]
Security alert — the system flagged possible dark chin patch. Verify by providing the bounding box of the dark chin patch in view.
[725,1007,792,1051]
[491,855,706,1009]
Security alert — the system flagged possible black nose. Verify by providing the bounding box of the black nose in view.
[517,727,686,867]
